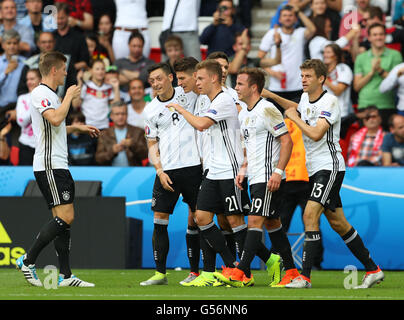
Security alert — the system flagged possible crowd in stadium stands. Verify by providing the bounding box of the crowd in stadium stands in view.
[0,0,404,167]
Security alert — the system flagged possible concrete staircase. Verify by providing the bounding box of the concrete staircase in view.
[249,0,284,57]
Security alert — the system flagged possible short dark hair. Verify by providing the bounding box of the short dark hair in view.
[164,34,183,50]
[366,6,384,21]
[39,51,67,77]
[280,4,296,16]
[67,110,85,126]
[365,105,380,115]
[388,113,404,128]
[173,57,199,74]
[207,51,229,63]
[55,2,70,15]
[368,22,386,36]
[147,62,172,76]
[128,30,145,45]
[195,59,222,83]
[238,67,266,93]
[300,59,327,84]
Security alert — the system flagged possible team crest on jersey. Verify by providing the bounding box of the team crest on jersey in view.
[41,99,51,108]
[177,94,188,107]
[62,191,70,201]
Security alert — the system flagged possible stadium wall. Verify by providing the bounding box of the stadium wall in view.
[0,166,403,270]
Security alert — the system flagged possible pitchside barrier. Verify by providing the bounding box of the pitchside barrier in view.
[0,166,403,270]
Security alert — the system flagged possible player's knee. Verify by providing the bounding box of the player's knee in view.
[226,214,245,229]
[263,218,281,230]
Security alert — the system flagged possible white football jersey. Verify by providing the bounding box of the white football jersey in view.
[31,84,68,171]
[239,98,288,185]
[223,86,247,110]
[144,86,200,170]
[297,91,345,176]
[194,94,211,171]
[202,90,244,180]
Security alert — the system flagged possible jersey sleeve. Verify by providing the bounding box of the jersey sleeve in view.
[318,95,340,125]
[202,94,235,123]
[263,104,288,137]
[143,113,158,140]
[31,89,55,115]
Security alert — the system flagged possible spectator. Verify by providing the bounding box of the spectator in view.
[307,15,359,60]
[161,0,201,60]
[0,29,25,133]
[352,6,404,60]
[54,0,94,31]
[15,68,41,165]
[17,31,58,96]
[269,0,301,29]
[95,100,148,166]
[353,23,403,130]
[0,0,35,55]
[308,0,341,41]
[228,29,261,88]
[236,0,253,28]
[126,78,149,129]
[380,62,404,116]
[0,122,12,165]
[113,0,150,60]
[323,43,355,138]
[73,59,121,131]
[85,32,111,66]
[199,0,245,57]
[67,110,98,165]
[382,114,404,166]
[115,30,155,91]
[163,34,183,87]
[19,0,56,52]
[347,105,386,166]
[258,4,316,104]
[339,0,370,49]
[105,64,130,102]
[97,13,115,63]
[53,2,90,91]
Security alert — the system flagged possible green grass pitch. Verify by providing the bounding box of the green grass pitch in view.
[1,268,404,300]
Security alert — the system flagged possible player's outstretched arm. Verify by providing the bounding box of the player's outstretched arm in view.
[166,103,215,131]
[42,85,81,127]
[261,89,298,111]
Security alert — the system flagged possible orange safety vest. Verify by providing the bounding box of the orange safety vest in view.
[284,119,309,182]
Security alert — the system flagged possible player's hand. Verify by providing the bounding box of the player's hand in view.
[285,108,299,121]
[267,172,281,192]
[159,172,175,192]
[66,85,81,100]
[235,173,245,190]
[166,103,184,114]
